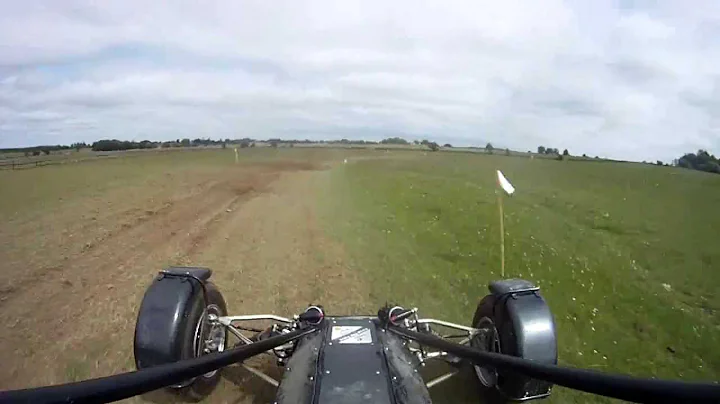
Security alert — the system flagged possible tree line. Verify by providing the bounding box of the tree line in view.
[5,137,718,175]
[676,150,720,174]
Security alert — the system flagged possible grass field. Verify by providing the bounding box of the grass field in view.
[325,152,720,402]
[0,147,718,403]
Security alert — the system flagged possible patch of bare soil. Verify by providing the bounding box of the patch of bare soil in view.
[0,161,368,404]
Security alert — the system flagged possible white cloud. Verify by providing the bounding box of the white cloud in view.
[0,0,719,161]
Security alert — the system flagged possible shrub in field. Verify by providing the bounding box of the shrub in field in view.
[485,143,494,154]
[427,142,440,151]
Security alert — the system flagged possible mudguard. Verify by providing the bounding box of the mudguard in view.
[133,270,207,370]
[489,279,557,400]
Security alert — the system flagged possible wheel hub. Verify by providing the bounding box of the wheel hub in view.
[471,317,500,387]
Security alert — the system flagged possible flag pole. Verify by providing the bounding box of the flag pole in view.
[498,191,505,277]
[496,170,514,278]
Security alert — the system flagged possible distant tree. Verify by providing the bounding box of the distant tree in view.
[70,142,87,152]
[421,139,430,146]
[270,141,278,148]
[505,148,510,156]
[413,140,420,145]
[32,151,41,156]
[42,149,51,155]
[563,149,570,156]
[485,143,494,154]
[240,141,250,148]
[428,142,440,151]
[582,153,587,158]
[380,137,409,145]
[656,160,663,166]
[221,142,227,149]
[180,138,191,147]
[250,142,256,148]
[595,156,599,159]
[537,146,546,154]
[443,143,452,148]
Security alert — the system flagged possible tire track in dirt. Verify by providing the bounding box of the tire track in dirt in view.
[0,161,369,404]
[167,169,370,404]
[0,170,266,389]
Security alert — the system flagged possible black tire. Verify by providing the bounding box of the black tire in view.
[470,295,519,404]
[172,282,228,401]
[470,292,555,402]
[134,276,227,402]
[470,295,501,388]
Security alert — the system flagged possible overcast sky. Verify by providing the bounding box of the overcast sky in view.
[1,1,719,161]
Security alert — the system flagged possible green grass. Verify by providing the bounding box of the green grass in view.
[323,151,720,403]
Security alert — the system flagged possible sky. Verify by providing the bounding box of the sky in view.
[1,1,719,161]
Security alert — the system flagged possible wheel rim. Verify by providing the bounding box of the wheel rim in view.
[193,304,226,379]
[471,317,500,387]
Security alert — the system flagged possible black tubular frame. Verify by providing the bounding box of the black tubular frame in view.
[0,326,318,404]
[388,325,720,403]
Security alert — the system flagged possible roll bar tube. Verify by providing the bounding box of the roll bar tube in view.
[0,326,318,404]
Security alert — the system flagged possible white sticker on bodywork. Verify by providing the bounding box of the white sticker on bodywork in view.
[331,326,373,344]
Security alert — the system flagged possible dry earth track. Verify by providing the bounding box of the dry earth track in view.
[0,160,368,403]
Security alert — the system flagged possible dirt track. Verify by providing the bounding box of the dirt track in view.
[0,159,368,402]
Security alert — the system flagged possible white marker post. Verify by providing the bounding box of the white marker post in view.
[234,147,239,164]
[496,170,515,277]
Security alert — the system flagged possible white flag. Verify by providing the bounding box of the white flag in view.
[497,170,515,196]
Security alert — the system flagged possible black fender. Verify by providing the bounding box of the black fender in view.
[476,279,557,400]
[133,267,212,370]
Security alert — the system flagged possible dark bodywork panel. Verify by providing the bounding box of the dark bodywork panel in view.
[276,317,431,404]
[274,331,324,404]
[375,323,432,404]
[487,279,557,400]
[499,293,556,399]
[134,274,203,369]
